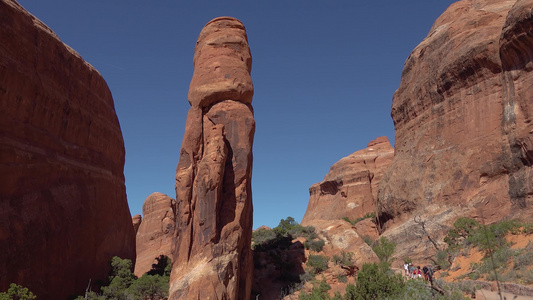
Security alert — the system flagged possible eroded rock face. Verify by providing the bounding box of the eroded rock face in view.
[132,214,142,234]
[301,137,394,226]
[0,0,135,298]
[377,0,533,261]
[134,193,176,277]
[170,17,254,300]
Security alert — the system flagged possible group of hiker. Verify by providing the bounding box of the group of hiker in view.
[403,263,434,283]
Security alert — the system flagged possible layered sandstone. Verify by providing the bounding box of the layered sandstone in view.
[0,0,135,298]
[301,137,394,226]
[377,0,533,261]
[170,17,254,300]
[134,193,176,277]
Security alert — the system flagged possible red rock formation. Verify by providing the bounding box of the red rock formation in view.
[301,137,394,226]
[377,0,533,261]
[134,192,175,277]
[0,0,135,298]
[132,214,142,234]
[170,17,254,300]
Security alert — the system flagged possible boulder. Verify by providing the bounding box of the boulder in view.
[170,17,254,300]
[0,0,135,298]
[302,137,393,225]
[134,193,176,277]
[377,0,533,261]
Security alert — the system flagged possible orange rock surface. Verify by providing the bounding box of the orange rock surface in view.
[170,17,254,300]
[302,137,393,225]
[377,0,533,261]
[134,192,176,277]
[0,0,135,298]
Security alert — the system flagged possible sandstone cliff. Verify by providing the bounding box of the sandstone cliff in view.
[302,137,394,225]
[170,17,255,300]
[134,193,176,277]
[0,0,136,298]
[377,0,533,261]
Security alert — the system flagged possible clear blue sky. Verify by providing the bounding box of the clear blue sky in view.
[18,0,456,229]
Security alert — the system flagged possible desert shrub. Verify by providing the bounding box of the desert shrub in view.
[305,239,325,252]
[0,283,36,300]
[252,227,277,249]
[307,254,330,274]
[522,223,533,235]
[299,271,315,283]
[361,235,372,246]
[514,249,533,270]
[127,274,168,300]
[468,272,480,280]
[372,237,396,264]
[254,217,314,251]
[101,256,137,299]
[338,274,348,283]
[353,262,405,299]
[444,217,480,249]
[332,291,343,300]
[299,279,331,300]
[342,212,375,226]
[303,226,317,238]
[435,249,451,270]
[333,251,355,267]
[343,283,357,300]
[468,220,520,254]
[522,270,533,284]
[73,256,171,300]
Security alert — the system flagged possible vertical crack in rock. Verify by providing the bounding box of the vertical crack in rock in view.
[170,17,254,300]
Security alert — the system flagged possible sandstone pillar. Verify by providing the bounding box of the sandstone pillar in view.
[170,17,254,300]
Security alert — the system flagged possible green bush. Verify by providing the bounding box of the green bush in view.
[73,256,171,300]
[372,237,396,264]
[361,235,372,246]
[343,284,357,300]
[305,239,325,252]
[0,283,36,300]
[299,280,331,300]
[127,274,168,300]
[252,228,277,249]
[333,251,355,267]
[307,254,330,274]
[342,212,375,226]
[353,262,405,299]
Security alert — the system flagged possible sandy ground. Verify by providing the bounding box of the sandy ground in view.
[475,288,533,300]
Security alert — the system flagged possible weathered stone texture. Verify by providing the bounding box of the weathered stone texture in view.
[377,0,533,261]
[302,137,393,226]
[0,0,135,298]
[134,193,176,277]
[170,17,254,300]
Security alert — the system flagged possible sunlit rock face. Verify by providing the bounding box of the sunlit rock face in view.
[170,17,255,300]
[0,0,135,298]
[301,137,394,226]
[377,0,533,261]
[134,192,176,277]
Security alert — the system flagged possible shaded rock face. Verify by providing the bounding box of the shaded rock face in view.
[377,0,533,260]
[301,137,394,226]
[0,0,136,298]
[170,17,254,300]
[134,193,176,277]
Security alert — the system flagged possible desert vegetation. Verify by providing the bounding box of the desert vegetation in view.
[436,218,533,285]
[73,255,171,300]
[0,283,36,300]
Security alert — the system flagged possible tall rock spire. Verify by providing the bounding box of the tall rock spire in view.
[170,17,255,300]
